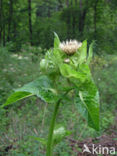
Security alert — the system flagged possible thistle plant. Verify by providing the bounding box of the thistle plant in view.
[2,33,100,156]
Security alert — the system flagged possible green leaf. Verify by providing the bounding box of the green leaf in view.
[53,126,71,145]
[79,89,100,131]
[78,40,87,64]
[59,63,86,82]
[62,62,100,131]
[17,75,58,103]
[87,42,94,64]
[73,63,100,131]
[53,48,63,65]
[54,32,60,49]
[2,91,33,108]
[53,33,63,65]
[78,63,91,76]
[74,92,88,120]
[3,75,58,107]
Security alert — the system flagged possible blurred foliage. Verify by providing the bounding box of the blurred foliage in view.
[0,0,117,54]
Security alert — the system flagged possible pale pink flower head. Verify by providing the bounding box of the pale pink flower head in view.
[59,40,82,55]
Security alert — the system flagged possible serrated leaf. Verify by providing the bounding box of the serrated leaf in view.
[3,75,58,107]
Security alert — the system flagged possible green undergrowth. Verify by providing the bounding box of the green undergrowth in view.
[0,47,116,155]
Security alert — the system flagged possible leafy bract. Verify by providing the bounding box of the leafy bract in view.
[3,75,58,107]
[87,42,94,64]
[40,59,48,72]
[78,40,87,64]
[53,33,63,66]
[54,32,60,49]
[41,33,62,75]
[59,63,86,82]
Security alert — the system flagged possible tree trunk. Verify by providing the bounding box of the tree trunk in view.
[72,15,75,38]
[94,0,98,39]
[7,0,13,42]
[66,16,71,39]
[58,0,63,10]
[78,0,88,36]
[0,0,2,44]
[78,0,87,35]
[13,21,17,39]
[3,23,5,46]
[1,0,5,46]
[66,0,69,7]
[75,0,78,5]
[79,0,82,9]
[79,9,87,33]
[47,6,51,17]
[28,0,33,45]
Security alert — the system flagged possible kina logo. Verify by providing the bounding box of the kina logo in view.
[83,144,91,153]
[82,144,115,155]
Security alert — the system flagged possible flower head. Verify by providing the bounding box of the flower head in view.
[59,40,82,55]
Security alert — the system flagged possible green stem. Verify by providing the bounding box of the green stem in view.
[46,89,72,156]
[46,99,61,156]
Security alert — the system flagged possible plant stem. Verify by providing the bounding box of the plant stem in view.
[46,99,61,156]
[46,89,72,156]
